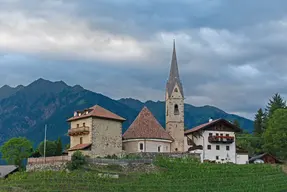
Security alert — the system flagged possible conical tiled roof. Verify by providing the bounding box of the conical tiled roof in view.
[123,106,173,140]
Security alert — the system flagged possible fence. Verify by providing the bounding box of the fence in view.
[27,156,71,165]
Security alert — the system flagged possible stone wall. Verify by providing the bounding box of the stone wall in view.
[125,152,201,159]
[91,117,122,157]
[26,162,68,172]
[86,158,153,165]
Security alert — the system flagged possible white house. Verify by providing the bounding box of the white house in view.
[184,118,247,164]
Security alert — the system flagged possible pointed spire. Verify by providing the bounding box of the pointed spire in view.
[166,40,184,98]
[169,39,180,81]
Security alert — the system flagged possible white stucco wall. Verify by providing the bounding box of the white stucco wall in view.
[123,139,172,153]
[185,130,237,163]
[236,154,249,164]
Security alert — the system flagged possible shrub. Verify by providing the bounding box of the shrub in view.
[66,151,86,171]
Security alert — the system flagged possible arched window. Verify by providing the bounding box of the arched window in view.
[158,146,161,152]
[174,88,178,92]
[139,143,144,151]
[174,104,179,115]
[80,137,83,144]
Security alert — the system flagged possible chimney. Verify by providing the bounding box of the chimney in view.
[209,117,213,122]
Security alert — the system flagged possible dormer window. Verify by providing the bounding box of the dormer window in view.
[74,112,77,117]
[174,104,179,115]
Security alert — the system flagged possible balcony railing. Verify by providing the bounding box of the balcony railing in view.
[68,126,90,136]
[208,135,234,144]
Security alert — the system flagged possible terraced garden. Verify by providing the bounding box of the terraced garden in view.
[0,157,286,192]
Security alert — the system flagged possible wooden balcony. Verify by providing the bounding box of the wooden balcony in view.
[68,126,90,136]
[208,135,234,144]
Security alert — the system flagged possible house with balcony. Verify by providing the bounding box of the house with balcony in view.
[184,118,246,164]
[67,105,125,157]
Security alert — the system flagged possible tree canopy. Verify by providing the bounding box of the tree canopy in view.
[0,137,33,168]
[38,140,57,157]
[263,108,287,159]
[253,108,264,136]
[265,93,286,119]
[55,137,63,156]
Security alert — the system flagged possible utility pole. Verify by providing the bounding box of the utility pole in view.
[44,124,47,163]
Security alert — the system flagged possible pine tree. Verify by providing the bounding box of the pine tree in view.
[55,137,63,156]
[253,108,264,136]
[232,119,242,133]
[265,93,286,118]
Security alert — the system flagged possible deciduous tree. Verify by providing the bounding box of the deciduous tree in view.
[38,140,57,157]
[0,137,33,168]
[263,108,287,159]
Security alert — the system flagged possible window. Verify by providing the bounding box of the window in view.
[216,133,219,136]
[174,104,179,115]
[216,156,219,160]
[226,134,229,137]
[139,143,144,151]
[83,123,85,127]
[174,88,178,92]
[166,108,168,116]
[207,145,211,150]
[175,148,178,151]
[209,133,212,136]
[220,133,223,136]
[77,124,79,128]
[80,137,83,144]
[158,146,161,152]
[216,145,220,150]
[226,146,230,151]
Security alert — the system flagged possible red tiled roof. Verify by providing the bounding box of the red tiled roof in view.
[68,143,92,151]
[123,106,173,141]
[67,105,126,122]
[184,118,241,134]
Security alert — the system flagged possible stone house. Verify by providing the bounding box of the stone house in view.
[67,105,125,157]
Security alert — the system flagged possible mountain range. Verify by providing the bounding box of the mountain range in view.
[0,78,254,147]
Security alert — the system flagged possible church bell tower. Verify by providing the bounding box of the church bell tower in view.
[165,40,184,152]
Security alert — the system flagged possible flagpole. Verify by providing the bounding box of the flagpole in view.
[44,124,47,163]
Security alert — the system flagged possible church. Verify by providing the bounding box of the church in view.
[67,42,248,164]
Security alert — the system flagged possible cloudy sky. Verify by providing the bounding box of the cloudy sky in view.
[1,0,287,120]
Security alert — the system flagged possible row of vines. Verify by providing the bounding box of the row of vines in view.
[0,157,286,192]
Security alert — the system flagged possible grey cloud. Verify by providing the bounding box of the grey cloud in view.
[2,0,287,120]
